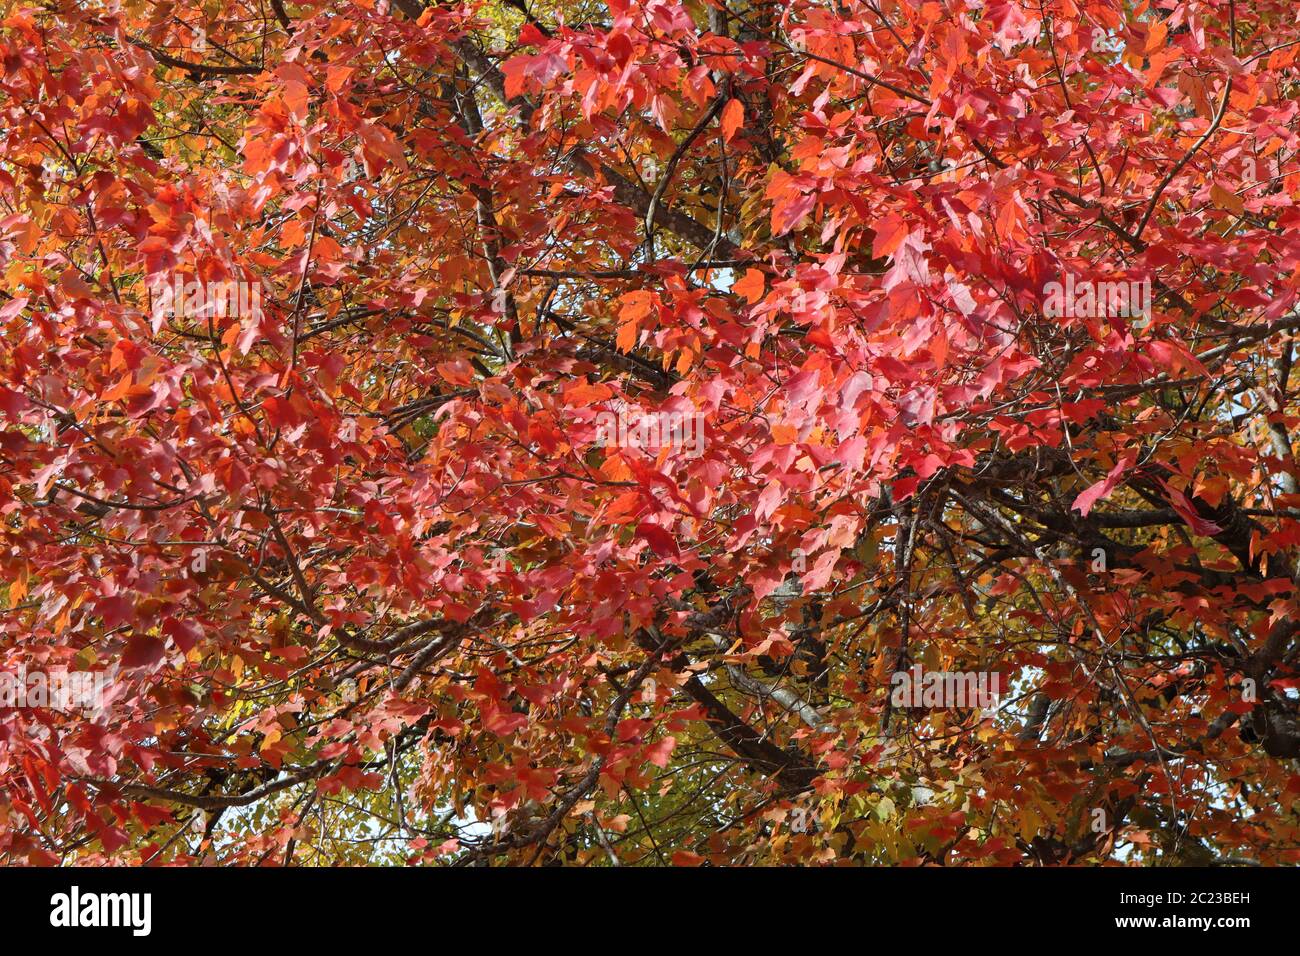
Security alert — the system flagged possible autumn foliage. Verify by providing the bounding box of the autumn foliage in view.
[3,0,1300,865]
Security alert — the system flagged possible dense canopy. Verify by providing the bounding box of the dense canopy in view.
[2,0,1300,865]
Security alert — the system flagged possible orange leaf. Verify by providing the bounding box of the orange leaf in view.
[616,320,639,353]
[733,268,765,304]
[871,214,909,258]
[721,98,744,143]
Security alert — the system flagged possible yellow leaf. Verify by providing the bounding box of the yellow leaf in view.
[1211,183,1245,215]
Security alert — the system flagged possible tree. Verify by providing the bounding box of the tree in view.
[1,0,1299,866]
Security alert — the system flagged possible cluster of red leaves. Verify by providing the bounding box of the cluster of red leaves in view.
[1,0,1300,865]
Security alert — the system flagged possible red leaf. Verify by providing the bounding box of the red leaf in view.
[122,636,166,670]
[644,735,676,767]
[1072,450,1136,517]
[1159,479,1224,536]
[635,521,679,558]
[162,618,202,654]
[0,387,29,417]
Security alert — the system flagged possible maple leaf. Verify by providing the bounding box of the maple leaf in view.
[720,98,744,143]
[1072,450,1137,517]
